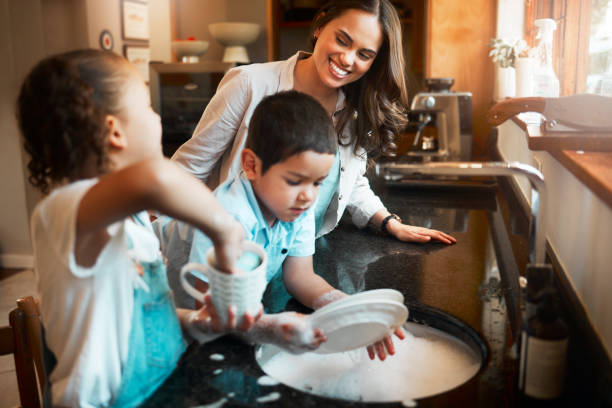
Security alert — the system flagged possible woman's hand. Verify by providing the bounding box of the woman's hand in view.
[367,327,405,361]
[387,219,456,244]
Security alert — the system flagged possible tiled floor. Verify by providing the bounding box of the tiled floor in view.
[0,268,37,408]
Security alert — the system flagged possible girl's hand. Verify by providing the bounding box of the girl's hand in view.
[387,221,456,245]
[189,293,262,335]
[367,327,405,361]
[211,218,245,274]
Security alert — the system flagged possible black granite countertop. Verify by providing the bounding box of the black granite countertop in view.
[144,178,527,407]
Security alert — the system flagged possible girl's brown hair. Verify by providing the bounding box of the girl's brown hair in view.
[17,49,135,193]
[309,0,409,158]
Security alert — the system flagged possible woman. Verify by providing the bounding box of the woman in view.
[172,0,455,244]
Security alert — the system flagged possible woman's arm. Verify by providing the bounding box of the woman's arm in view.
[369,210,457,244]
[75,158,244,272]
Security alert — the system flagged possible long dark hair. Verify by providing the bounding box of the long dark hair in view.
[309,0,409,158]
[17,49,134,193]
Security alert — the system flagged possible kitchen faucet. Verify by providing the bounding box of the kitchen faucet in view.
[375,161,547,266]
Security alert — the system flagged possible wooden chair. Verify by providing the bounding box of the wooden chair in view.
[0,296,46,408]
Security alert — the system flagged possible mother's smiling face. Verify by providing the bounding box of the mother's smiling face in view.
[311,8,383,90]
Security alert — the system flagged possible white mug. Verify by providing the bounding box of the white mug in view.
[180,240,267,326]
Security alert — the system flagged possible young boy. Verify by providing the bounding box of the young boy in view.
[156,91,336,351]
[159,91,401,357]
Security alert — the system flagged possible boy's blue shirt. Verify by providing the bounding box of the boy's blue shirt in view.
[189,172,315,282]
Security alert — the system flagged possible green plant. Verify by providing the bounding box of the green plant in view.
[489,38,529,68]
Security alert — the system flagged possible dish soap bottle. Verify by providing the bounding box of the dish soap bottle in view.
[532,18,560,97]
[519,290,568,403]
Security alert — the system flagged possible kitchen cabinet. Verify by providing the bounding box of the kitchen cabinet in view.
[149,61,233,157]
[265,0,425,75]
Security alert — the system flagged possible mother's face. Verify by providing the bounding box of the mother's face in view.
[312,8,383,90]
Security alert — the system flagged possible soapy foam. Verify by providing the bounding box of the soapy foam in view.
[236,251,261,272]
[257,375,280,386]
[192,397,227,408]
[209,353,225,361]
[255,392,281,403]
[258,323,481,402]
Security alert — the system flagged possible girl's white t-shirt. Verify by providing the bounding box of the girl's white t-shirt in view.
[30,179,162,407]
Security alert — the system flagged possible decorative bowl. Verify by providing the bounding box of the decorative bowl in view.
[171,40,209,63]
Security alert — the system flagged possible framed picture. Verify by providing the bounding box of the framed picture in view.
[121,0,149,41]
[124,45,151,82]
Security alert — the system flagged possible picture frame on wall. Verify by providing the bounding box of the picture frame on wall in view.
[124,45,151,82]
[121,0,149,41]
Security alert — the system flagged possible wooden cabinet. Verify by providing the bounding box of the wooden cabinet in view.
[265,0,425,75]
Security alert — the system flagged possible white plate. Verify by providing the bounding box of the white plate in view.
[308,299,408,354]
[315,289,405,315]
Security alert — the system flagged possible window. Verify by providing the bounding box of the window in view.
[526,0,612,96]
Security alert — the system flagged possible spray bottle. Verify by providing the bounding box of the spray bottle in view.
[532,18,560,97]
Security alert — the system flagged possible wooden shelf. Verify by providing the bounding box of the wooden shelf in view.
[511,115,612,152]
[279,17,414,28]
[278,21,311,28]
[266,0,423,62]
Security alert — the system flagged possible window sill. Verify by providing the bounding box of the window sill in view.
[510,115,612,209]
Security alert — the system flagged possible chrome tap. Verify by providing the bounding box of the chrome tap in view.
[375,161,547,266]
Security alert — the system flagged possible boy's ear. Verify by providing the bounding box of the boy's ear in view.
[241,148,261,180]
[106,114,127,150]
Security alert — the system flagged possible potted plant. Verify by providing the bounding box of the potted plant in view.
[489,38,530,100]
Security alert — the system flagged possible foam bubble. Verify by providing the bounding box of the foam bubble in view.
[256,392,281,403]
[258,322,481,402]
[257,375,280,386]
[209,353,225,361]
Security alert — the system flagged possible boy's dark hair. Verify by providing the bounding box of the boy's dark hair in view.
[246,90,336,174]
[17,49,135,193]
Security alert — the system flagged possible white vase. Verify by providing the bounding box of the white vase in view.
[515,57,534,97]
[494,66,516,101]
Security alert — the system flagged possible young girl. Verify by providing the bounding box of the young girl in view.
[171,0,456,245]
[17,49,257,407]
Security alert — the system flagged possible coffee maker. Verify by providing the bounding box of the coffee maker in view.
[395,78,473,162]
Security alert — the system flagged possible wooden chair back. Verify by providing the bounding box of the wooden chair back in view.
[0,296,45,408]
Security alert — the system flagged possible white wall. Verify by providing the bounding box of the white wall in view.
[0,0,44,268]
[150,0,173,62]
[0,0,171,268]
[174,0,267,63]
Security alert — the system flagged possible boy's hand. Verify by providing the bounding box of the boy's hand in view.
[212,218,245,274]
[366,327,405,361]
[247,312,327,353]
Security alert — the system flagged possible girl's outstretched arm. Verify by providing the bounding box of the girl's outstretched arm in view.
[75,158,244,272]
